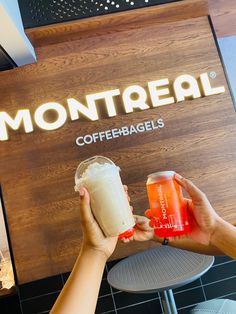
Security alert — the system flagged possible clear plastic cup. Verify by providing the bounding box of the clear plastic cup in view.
[75,156,135,238]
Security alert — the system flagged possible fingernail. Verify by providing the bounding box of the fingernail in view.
[175,173,183,181]
[79,188,85,197]
[145,209,152,218]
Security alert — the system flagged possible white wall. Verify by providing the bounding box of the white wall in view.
[0,0,36,66]
[1,0,24,33]
[218,36,236,108]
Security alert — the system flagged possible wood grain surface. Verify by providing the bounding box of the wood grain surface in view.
[209,0,236,38]
[0,5,236,284]
[26,0,208,47]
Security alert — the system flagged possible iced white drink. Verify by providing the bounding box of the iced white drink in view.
[75,157,135,237]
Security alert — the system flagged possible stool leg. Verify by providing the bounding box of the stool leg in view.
[166,290,178,314]
[160,290,178,314]
[160,291,172,314]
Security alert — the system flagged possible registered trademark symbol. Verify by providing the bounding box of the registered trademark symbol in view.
[209,71,217,79]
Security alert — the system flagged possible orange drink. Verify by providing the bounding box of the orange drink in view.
[146,171,191,237]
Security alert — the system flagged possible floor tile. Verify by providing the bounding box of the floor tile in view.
[213,256,233,266]
[62,272,70,284]
[219,293,236,301]
[0,294,22,314]
[99,279,112,297]
[21,292,59,314]
[103,266,108,279]
[19,275,63,300]
[117,298,162,314]
[95,294,115,314]
[174,287,205,309]
[202,261,236,284]
[114,291,158,309]
[178,305,195,314]
[174,279,201,293]
[204,277,236,299]
[107,258,124,271]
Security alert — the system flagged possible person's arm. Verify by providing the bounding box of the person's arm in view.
[50,247,107,314]
[211,218,236,259]
[155,235,224,255]
[175,174,236,259]
[50,187,117,314]
[123,174,236,259]
[131,215,225,256]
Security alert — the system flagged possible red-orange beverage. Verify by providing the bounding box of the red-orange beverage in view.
[146,171,191,237]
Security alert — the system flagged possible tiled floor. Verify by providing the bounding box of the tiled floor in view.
[1,255,235,314]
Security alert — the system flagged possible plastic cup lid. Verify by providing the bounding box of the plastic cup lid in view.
[74,155,115,187]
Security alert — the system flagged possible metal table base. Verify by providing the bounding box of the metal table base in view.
[160,290,178,314]
[108,246,214,314]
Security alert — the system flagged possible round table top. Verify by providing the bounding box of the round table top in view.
[107,246,214,293]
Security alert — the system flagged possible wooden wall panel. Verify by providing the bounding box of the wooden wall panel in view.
[0,8,236,283]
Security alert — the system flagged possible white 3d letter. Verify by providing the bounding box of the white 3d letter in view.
[174,74,201,102]
[0,110,33,141]
[34,102,67,130]
[68,98,98,121]
[148,78,175,107]
[86,89,120,118]
[200,73,225,96]
[123,85,149,113]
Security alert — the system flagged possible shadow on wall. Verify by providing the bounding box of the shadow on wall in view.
[218,35,236,108]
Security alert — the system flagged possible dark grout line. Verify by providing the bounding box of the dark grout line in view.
[174,285,202,295]
[106,264,118,314]
[20,290,61,302]
[173,273,236,295]
[158,291,165,313]
[100,309,118,314]
[61,274,65,286]
[200,277,207,301]
[177,302,199,311]
[212,260,236,268]
[115,296,160,311]
[217,291,236,299]
[18,293,24,314]
[98,291,122,299]
[202,274,236,287]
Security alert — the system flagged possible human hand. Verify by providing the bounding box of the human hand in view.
[175,173,222,245]
[79,187,118,259]
[121,215,154,243]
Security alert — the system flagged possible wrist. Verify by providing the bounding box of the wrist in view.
[81,244,108,262]
[153,233,164,244]
[210,217,225,246]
